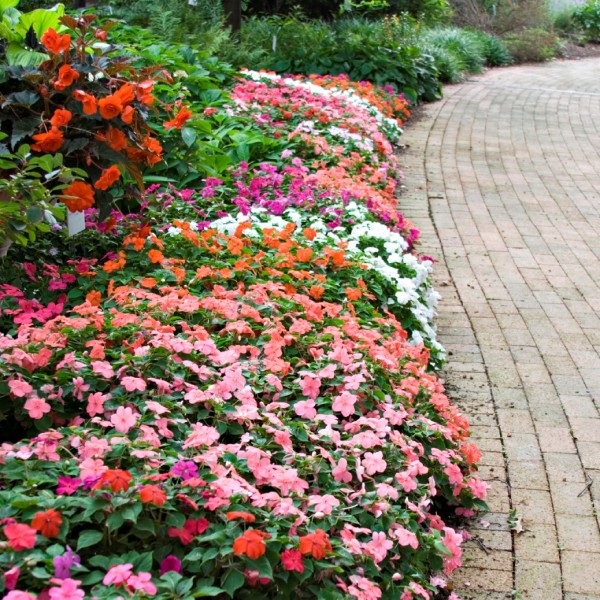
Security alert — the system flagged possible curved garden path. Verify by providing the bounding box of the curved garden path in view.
[400,57,600,599]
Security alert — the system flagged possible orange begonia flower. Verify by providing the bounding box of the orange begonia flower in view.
[73,90,97,115]
[31,509,62,538]
[94,165,121,191]
[114,83,135,106]
[163,106,192,130]
[40,28,70,54]
[139,484,167,507]
[98,95,123,120]
[102,128,127,152]
[31,128,64,153]
[226,511,256,523]
[136,80,155,105]
[298,529,332,559]
[233,529,270,559]
[121,105,135,125]
[86,290,101,306]
[53,64,80,90]
[96,469,132,493]
[60,181,96,213]
[50,109,72,128]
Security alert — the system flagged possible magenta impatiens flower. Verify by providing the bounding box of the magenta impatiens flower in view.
[56,477,82,496]
[159,555,182,575]
[171,460,198,481]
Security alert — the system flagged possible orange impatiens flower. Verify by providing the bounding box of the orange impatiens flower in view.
[226,511,256,523]
[40,27,70,54]
[96,469,132,493]
[303,227,317,241]
[31,128,64,153]
[86,290,101,306]
[103,252,126,274]
[148,249,164,264]
[345,288,362,301]
[50,109,72,128]
[233,529,270,559]
[73,90,97,115]
[139,484,167,507]
[308,285,325,300]
[53,64,80,91]
[296,247,313,262]
[163,105,192,130]
[98,94,123,120]
[31,509,62,538]
[227,237,244,256]
[140,277,157,289]
[298,529,332,559]
[94,165,121,191]
[60,181,96,213]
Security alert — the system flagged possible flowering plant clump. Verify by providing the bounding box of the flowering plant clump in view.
[0,43,484,600]
[0,1,196,246]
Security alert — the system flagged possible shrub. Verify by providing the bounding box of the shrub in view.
[573,0,600,41]
[502,27,562,62]
[420,27,486,75]
[471,29,513,66]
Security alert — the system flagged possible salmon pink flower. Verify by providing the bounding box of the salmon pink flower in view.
[103,563,133,586]
[4,523,36,551]
[121,376,147,392]
[8,379,33,397]
[110,406,139,433]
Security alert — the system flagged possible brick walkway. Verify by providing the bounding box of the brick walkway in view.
[399,58,600,599]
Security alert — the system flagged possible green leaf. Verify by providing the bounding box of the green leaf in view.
[77,530,104,551]
[10,117,37,149]
[194,587,224,597]
[0,0,18,11]
[247,555,272,580]
[181,126,197,147]
[106,511,124,532]
[26,205,43,223]
[80,571,105,586]
[6,43,48,67]
[16,5,64,39]
[221,568,245,598]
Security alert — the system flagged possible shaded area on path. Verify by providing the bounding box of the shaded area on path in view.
[400,57,600,599]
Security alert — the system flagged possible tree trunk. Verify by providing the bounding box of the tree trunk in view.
[223,0,241,34]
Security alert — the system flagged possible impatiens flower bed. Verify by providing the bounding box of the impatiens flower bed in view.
[0,66,486,599]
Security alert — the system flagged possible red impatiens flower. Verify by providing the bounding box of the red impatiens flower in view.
[298,529,332,559]
[167,517,210,545]
[281,549,304,573]
[31,509,62,538]
[233,529,271,560]
[139,485,167,507]
[96,469,133,493]
[40,27,70,54]
[3,523,37,551]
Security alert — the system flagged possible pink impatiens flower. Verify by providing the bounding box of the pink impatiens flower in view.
[23,396,52,420]
[361,451,387,475]
[332,458,352,483]
[103,563,134,586]
[299,375,321,400]
[332,390,357,417]
[281,549,304,573]
[8,379,33,397]
[48,577,84,600]
[308,494,340,516]
[110,406,139,433]
[363,531,393,563]
[120,376,147,392]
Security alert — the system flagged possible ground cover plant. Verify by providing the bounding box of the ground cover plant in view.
[0,4,487,599]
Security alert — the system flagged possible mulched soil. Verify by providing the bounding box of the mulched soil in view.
[558,40,600,60]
